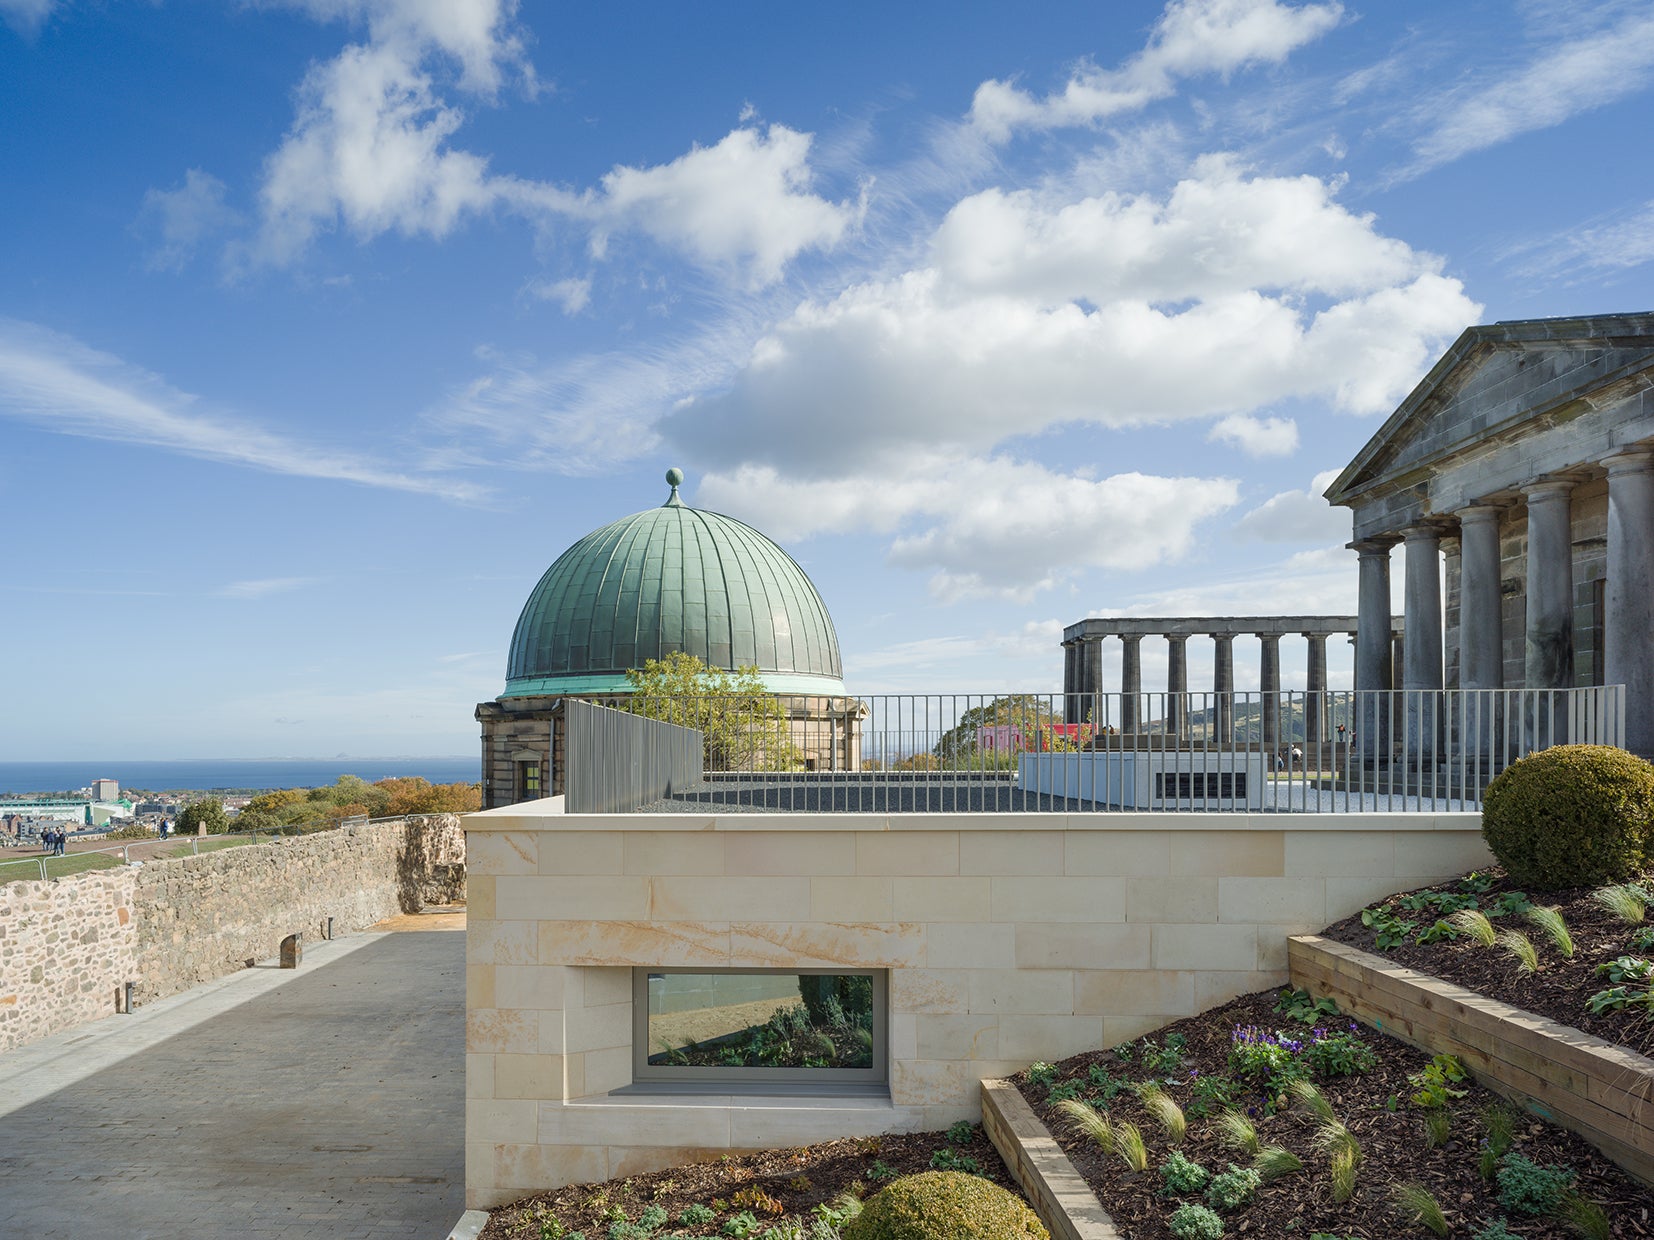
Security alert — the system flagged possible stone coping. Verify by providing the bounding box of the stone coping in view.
[466,803,1480,833]
[981,1078,1123,1240]
[1289,934,1654,1188]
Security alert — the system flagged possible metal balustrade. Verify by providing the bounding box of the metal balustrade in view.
[559,686,1625,814]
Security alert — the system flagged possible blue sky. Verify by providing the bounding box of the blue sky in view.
[4,0,1654,759]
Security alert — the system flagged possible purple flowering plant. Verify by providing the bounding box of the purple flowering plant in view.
[1228,1021,1377,1110]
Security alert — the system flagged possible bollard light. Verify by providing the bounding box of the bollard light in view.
[124,981,135,1014]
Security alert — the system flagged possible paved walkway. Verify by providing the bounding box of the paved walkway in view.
[0,909,466,1240]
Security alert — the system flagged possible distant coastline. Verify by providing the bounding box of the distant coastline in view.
[0,758,480,796]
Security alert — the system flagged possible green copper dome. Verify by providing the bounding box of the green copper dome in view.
[504,470,845,697]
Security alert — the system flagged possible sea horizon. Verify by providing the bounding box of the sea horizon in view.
[0,757,481,796]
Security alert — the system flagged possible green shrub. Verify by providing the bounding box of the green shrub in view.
[1167,1204,1224,1240]
[1471,1219,1521,1240]
[1495,1152,1575,1216]
[840,1172,1047,1240]
[1159,1150,1210,1196]
[638,1207,668,1233]
[1481,745,1654,888]
[680,1205,716,1228]
[1204,1165,1261,1213]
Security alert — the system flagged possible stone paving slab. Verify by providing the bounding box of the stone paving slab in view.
[0,918,464,1240]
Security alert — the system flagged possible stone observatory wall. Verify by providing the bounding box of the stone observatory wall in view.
[0,814,465,1053]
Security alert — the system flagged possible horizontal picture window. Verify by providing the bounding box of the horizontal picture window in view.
[633,968,886,1087]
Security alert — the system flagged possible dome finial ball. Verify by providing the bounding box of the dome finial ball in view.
[666,467,684,487]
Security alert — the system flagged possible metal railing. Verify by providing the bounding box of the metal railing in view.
[559,686,1625,814]
[564,698,704,813]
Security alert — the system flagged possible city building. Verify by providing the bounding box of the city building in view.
[476,469,861,807]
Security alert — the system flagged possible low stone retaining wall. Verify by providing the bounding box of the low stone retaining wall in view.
[1289,934,1654,1187]
[0,815,464,1053]
[981,1078,1121,1240]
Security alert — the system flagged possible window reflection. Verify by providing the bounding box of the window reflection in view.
[645,972,875,1070]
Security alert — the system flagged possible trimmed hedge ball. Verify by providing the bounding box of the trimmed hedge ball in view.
[842,1171,1047,1240]
[1481,744,1654,889]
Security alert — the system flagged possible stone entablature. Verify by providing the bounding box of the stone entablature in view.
[463,800,1491,1209]
[1325,313,1654,755]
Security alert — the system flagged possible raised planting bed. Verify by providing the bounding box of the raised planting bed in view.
[1008,986,1654,1239]
[1291,932,1654,1188]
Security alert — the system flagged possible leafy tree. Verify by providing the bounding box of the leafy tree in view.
[623,651,800,771]
[177,797,230,835]
[374,776,481,815]
[931,695,1089,768]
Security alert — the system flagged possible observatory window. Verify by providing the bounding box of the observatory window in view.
[516,761,542,802]
[631,968,886,1088]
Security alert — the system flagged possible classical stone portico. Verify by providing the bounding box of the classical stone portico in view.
[1060,616,1401,751]
[1325,312,1654,757]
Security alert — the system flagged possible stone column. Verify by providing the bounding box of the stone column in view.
[1120,635,1142,735]
[1304,632,1328,746]
[1457,506,1505,690]
[1402,525,1444,691]
[1403,525,1445,763]
[1524,481,1575,690]
[1212,634,1235,744]
[1354,540,1396,692]
[1605,452,1654,756]
[1353,539,1396,761]
[1165,635,1189,738]
[1259,634,1282,753]
[1063,642,1080,724]
[1083,638,1105,729]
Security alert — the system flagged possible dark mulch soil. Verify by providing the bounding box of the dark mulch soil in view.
[1320,867,1654,1059]
[1012,986,1654,1239]
[478,1127,1020,1240]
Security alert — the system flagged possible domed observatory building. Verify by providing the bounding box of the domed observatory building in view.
[476,470,861,807]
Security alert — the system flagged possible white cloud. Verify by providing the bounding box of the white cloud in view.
[968,0,1343,141]
[526,276,592,314]
[1408,7,1654,174]
[218,577,318,600]
[1234,468,1349,542]
[254,40,519,263]
[663,164,1477,475]
[272,0,532,94]
[1208,413,1298,457]
[0,0,53,36]
[0,320,484,501]
[590,126,861,288]
[136,170,239,272]
[699,456,1240,600]
[932,158,1418,303]
[1506,199,1654,281]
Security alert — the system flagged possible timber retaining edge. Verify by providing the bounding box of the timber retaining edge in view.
[1289,933,1654,1187]
[981,1078,1125,1240]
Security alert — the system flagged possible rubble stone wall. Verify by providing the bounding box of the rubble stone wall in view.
[0,815,465,1053]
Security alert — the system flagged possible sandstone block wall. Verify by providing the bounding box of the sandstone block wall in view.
[463,804,1493,1209]
[0,815,465,1053]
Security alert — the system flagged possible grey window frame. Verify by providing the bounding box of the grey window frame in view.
[631,967,887,1089]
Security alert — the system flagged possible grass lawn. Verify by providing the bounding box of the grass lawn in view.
[0,851,124,882]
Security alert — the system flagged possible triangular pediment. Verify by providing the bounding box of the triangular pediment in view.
[1325,313,1654,508]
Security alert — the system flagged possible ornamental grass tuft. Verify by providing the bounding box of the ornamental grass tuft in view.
[1390,1182,1450,1237]
[1252,1145,1303,1182]
[1053,1098,1114,1155]
[1526,905,1576,959]
[1450,907,1498,947]
[1593,882,1649,925]
[1135,1081,1188,1144]
[1211,1108,1260,1157]
[1497,928,1541,974]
